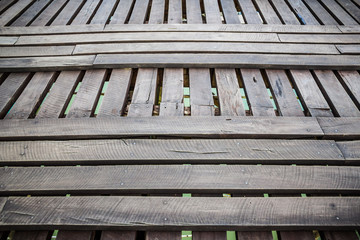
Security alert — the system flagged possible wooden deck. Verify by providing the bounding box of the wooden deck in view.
[0,0,360,239]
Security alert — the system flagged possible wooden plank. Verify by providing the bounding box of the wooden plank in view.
[336,0,360,23]
[97,69,132,117]
[51,0,84,26]
[279,34,360,43]
[0,24,104,35]
[0,55,95,72]
[93,53,360,70]
[30,0,68,26]
[73,42,340,55]
[289,70,333,117]
[241,69,275,116]
[193,232,226,240]
[5,72,56,119]
[0,139,344,165]
[189,69,214,116]
[146,232,181,240]
[66,69,106,118]
[15,32,280,45]
[11,0,50,27]
[219,0,240,24]
[302,0,338,25]
[168,0,182,23]
[338,25,360,33]
[36,71,82,119]
[0,36,17,45]
[279,231,314,239]
[3,165,360,195]
[0,73,31,118]
[337,71,360,106]
[320,0,358,25]
[271,0,300,25]
[323,231,359,240]
[336,45,360,54]
[90,0,117,24]
[237,231,273,240]
[72,0,101,25]
[286,0,318,25]
[128,0,149,24]
[203,0,222,24]
[336,141,360,164]
[148,0,165,24]
[0,0,16,14]
[0,196,359,230]
[313,70,360,117]
[215,69,245,116]
[127,68,157,117]
[56,231,93,240]
[318,117,360,140]
[0,46,75,57]
[0,0,34,26]
[237,0,262,24]
[265,70,304,116]
[111,0,133,24]
[101,231,136,240]
[186,0,202,24]
[0,116,324,140]
[160,68,184,116]
[253,0,282,24]
[13,231,49,240]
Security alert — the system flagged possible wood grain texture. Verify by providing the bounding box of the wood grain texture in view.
[203,0,222,24]
[336,0,360,23]
[90,0,117,24]
[318,117,360,140]
[72,0,101,25]
[160,68,184,116]
[337,71,360,106]
[337,141,360,164]
[0,196,359,230]
[0,46,75,57]
[168,0,182,24]
[13,231,50,240]
[220,0,240,24]
[101,231,136,240]
[253,0,281,24]
[237,0,262,24]
[1,164,359,195]
[320,0,358,25]
[336,45,360,54]
[286,0,318,25]
[30,0,68,26]
[186,0,202,24]
[128,0,149,24]
[11,0,50,27]
[148,0,165,24]
[146,231,181,240]
[0,116,324,140]
[51,0,84,26]
[279,34,360,44]
[0,0,33,26]
[111,0,133,24]
[271,0,299,25]
[0,139,344,165]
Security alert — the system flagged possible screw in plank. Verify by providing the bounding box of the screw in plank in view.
[335,129,338,132]
[120,183,124,186]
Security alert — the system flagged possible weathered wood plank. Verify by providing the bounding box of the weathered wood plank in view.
[279,34,360,43]
[289,70,333,117]
[30,0,68,26]
[101,231,136,240]
[203,0,222,24]
[336,141,360,164]
[146,232,181,240]
[160,68,184,116]
[314,70,360,117]
[336,0,360,23]
[189,69,214,116]
[13,231,49,240]
[0,196,359,230]
[253,0,281,24]
[0,116,324,140]
[11,0,50,27]
[271,0,299,25]
[0,0,16,14]
[265,70,304,116]
[51,0,84,26]
[98,69,132,117]
[0,46,75,57]
[336,45,360,54]
[220,0,240,24]
[0,36,18,45]
[337,71,360,106]
[168,0,182,24]
[128,0,149,24]
[0,139,343,165]
[241,69,275,116]
[5,72,56,119]
[286,0,318,25]
[148,0,165,24]
[0,0,34,26]
[320,0,358,25]
[319,117,360,140]
[110,0,133,24]
[91,0,117,24]
[66,69,106,118]
[237,0,262,24]
[186,0,202,24]
[302,0,338,25]
[71,0,101,25]
[2,165,359,195]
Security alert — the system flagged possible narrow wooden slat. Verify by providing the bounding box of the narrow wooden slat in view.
[186,0,202,24]
[0,73,31,118]
[193,232,226,240]
[36,71,82,119]
[56,231,93,240]
[318,117,360,140]
[13,231,49,240]
[128,0,149,24]
[289,70,333,117]
[220,0,240,24]
[127,68,157,117]
[0,116,324,140]
[241,69,275,116]
[286,0,318,25]
[90,0,117,24]
[168,0,182,23]
[97,69,132,117]
[336,45,360,54]
[279,34,360,43]
[337,71,360,106]
[101,231,136,240]
[51,0,84,26]
[66,69,106,118]
[336,0,360,23]
[314,70,360,117]
[0,36,17,45]
[266,70,304,116]
[237,0,262,24]
[30,0,68,26]
[323,231,359,240]
[253,0,281,24]
[11,0,50,27]
[5,72,56,119]
[111,0,134,24]
[237,231,273,240]
[0,139,344,165]
[271,0,300,25]
[0,0,16,13]
[0,46,75,57]
[203,0,222,24]
[302,0,338,25]
[0,0,34,26]
[337,141,360,164]
[215,68,245,116]
[71,0,101,25]
[189,69,214,116]
[0,196,359,230]
[148,0,165,24]
[160,68,184,116]
[320,0,358,25]
[146,232,181,240]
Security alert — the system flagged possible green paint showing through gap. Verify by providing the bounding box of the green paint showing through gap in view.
[293,89,305,112]
[64,82,82,116]
[267,88,277,110]
[182,194,192,239]
[184,87,190,107]
[227,231,236,240]
[51,230,59,239]
[94,81,109,115]
[240,88,249,111]
[272,231,279,240]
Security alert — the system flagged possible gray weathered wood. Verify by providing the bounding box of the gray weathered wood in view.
[11,0,50,27]
[128,0,149,24]
[101,231,136,240]
[0,0,33,26]
[0,36,17,45]
[148,0,165,24]
[237,0,262,24]
[336,45,360,54]
[190,69,214,116]
[336,141,360,164]
[186,0,202,24]
[320,0,358,25]
[203,0,222,24]
[302,0,338,25]
[160,68,184,116]
[253,0,281,24]
[111,0,134,24]
[91,0,117,24]
[318,117,360,140]
[168,0,182,23]
[279,34,360,43]
[337,71,360,107]
[336,0,360,23]
[30,0,68,26]
[286,0,318,25]
[0,196,359,230]
[0,46,75,57]
[0,116,324,140]
[271,0,300,25]
[72,0,101,25]
[220,0,240,24]
[51,0,84,26]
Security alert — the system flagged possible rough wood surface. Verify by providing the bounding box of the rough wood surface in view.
[160,68,184,116]
[101,231,136,240]
[318,117,360,140]
[190,68,214,116]
[337,141,360,164]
